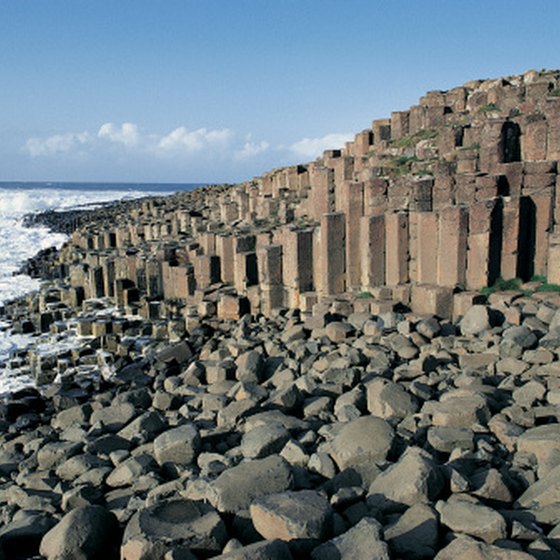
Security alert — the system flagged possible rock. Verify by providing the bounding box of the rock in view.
[153,424,201,467]
[90,402,137,432]
[250,490,333,542]
[208,456,293,513]
[488,415,524,452]
[434,534,534,559]
[325,321,354,343]
[156,341,192,365]
[460,305,491,336]
[311,517,390,560]
[502,325,538,349]
[106,454,159,488]
[212,539,293,559]
[437,496,507,543]
[328,416,394,470]
[469,468,514,504]
[512,380,547,407]
[517,424,560,471]
[368,447,444,511]
[363,319,382,337]
[385,503,439,559]
[366,378,418,421]
[0,511,57,560]
[517,463,560,510]
[427,426,474,453]
[37,440,83,470]
[240,423,291,459]
[40,505,120,560]
[416,317,441,339]
[121,499,227,559]
[55,453,111,481]
[117,411,166,443]
[431,394,491,428]
[235,350,264,383]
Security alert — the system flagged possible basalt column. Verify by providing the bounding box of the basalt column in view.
[282,227,314,309]
[316,212,346,297]
[385,212,409,286]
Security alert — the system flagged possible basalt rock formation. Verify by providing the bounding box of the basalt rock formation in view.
[3,70,560,559]
[40,69,560,326]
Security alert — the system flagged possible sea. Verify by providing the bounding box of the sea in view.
[0,181,200,395]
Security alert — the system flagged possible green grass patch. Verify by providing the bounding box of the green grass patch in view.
[550,88,560,97]
[394,129,439,148]
[413,168,434,177]
[355,291,373,299]
[480,276,560,297]
[458,143,480,151]
[480,277,524,297]
[478,103,501,113]
[531,275,547,283]
[536,283,560,292]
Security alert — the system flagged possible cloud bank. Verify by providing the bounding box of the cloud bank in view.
[22,124,353,181]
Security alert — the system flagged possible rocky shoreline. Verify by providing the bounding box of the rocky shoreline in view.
[3,69,560,558]
[1,237,560,558]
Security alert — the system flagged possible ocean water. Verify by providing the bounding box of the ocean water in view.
[0,181,198,395]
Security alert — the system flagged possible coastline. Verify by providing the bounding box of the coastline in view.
[0,191,559,557]
[2,70,560,557]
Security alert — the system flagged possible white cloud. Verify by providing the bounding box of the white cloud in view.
[156,126,232,154]
[98,122,139,147]
[24,132,91,157]
[235,139,270,160]
[289,132,353,159]
[23,122,270,167]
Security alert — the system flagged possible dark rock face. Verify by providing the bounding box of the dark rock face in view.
[39,505,120,560]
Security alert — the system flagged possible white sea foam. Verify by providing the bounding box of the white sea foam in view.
[0,186,157,305]
[0,184,169,395]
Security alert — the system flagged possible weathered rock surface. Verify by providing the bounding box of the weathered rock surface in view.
[121,499,227,559]
[208,456,293,513]
[250,490,333,542]
[39,505,120,560]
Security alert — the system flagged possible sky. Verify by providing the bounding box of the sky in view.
[1,0,559,184]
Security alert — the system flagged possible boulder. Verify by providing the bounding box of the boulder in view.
[40,505,120,560]
[517,424,560,469]
[208,456,293,513]
[435,535,534,559]
[325,321,354,343]
[460,305,491,336]
[106,453,159,488]
[121,499,227,559]
[311,517,390,560]
[235,350,264,383]
[517,463,560,510]
[212,539,293,559]
[328,416,394,470]
[437,496,507,544]
[385,503,439,559]
[427,426,474,453]
[368,447,444,511]
[153,424,201,467]
[250,490,333,542]
[0,511,57,560]
[431,394,490,428]
[240,424,291,459]
[90,402,137,432]
[366,378,418,421]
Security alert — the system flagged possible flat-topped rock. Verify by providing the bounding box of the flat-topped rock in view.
[208,456,293,513]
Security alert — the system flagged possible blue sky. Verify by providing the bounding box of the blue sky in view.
[1,0,559,183]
